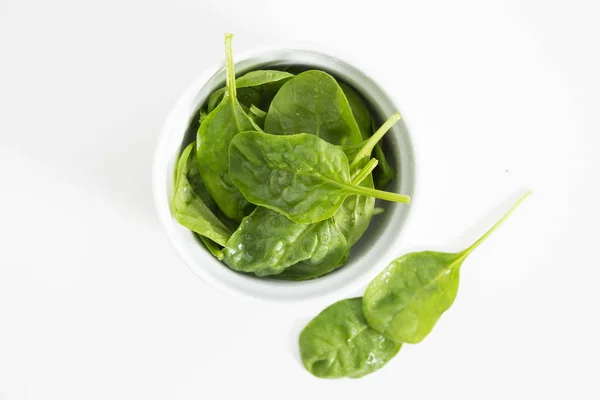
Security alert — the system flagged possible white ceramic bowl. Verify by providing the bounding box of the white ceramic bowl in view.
[153,44,417,304]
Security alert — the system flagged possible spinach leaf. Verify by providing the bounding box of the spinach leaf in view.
[363,193,531,344]
[299,298,401,379]
[172,143,233,246]
[264,70,363,146]
[223,207,346,277]
[228,131,410,224]
[207,70,294,112]
[198,235,224,261]
[196,34,259,221]
[272,161,378,280]
[340,82,395,189]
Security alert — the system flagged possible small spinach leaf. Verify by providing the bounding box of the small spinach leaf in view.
[363,193,530,344]
[223,207,346,277]
[264,70,363,146]
[172,143,233,246]
[196,33,259,221]
[299,298,401,379]
[228,131,410,224]
[207,70,294,112]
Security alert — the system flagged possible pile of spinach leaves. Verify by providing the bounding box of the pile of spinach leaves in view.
[171,33,408,280]
[299,193,530,379]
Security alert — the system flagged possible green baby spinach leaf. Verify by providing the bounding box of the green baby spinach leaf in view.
[172,143,233,246]
[299,298,401,379]
[340,82,395,189]
[207,70,294,112]
[196,33,260,221]
[272,160,378,280]
[363,192,531,344]
[264,70,363,146]
[223,207,346,277]
[228,131,410,224]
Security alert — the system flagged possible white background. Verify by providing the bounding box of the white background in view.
[1,0,599,399]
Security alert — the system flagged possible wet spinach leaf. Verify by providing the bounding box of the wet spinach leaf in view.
[223,207,346,277]
[299,298,401,379]
[196,34,259,221]
[172,143,233,246]
[207,70,294,112]
[264,70,363,146]
[228,131,410,224]
[363,193,530,344]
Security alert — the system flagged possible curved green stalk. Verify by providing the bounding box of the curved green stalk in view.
[350,112,401,168]
[456,191,531,263]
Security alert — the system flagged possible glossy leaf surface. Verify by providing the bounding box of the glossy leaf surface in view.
[223,207,346,277]
[171,143,233,246]
[299,298,401,379]
[228,131,410,224]
[264,70,363,146]
[363,193,530,343]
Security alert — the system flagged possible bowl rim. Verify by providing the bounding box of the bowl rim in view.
[152,41,419,305]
